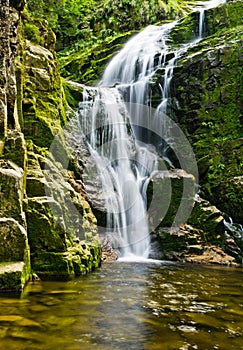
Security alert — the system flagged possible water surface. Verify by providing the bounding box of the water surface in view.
[0,261,243,349]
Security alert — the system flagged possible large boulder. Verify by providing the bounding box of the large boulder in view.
[147,169,196,231]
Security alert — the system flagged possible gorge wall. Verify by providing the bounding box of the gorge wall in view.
[0,0,101,292]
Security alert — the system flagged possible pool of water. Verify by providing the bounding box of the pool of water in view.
[0,261,243,350]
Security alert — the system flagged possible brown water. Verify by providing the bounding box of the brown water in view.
[0,261,243,350]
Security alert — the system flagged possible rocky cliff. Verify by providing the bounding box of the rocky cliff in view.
[152,0,243,264]
[0,0,101,292]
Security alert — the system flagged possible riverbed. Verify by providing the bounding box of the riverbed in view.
[0,261,242,349]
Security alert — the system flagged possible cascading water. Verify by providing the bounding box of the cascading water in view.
[76,0,226,259]
[196,0,227,39]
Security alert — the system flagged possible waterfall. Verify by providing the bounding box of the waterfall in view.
[196,0,226,39]
[76,0,227,259]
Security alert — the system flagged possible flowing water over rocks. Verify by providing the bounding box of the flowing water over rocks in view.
[72,0,229,259]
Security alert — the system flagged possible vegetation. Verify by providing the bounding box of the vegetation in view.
[24,0,200,83]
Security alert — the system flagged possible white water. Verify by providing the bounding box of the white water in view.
[195,0,227,39]
[77,0,226,258]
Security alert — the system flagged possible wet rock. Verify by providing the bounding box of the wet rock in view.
[21,37,66,147]
[169,27,243,224]
[188,197,225,244]
[26,196,67,254]
[99,234,119,262]
[185,246,238,266]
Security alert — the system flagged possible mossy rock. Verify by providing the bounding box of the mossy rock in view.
[0,218,30,263]
[169,20,243,223]
[31,251,75,280]
[31,239,101,279]
[19,39,67,147]
[0,160,25,225]
[147,169,196,230]
[188,198,225,245]
[26,197,67,253]
[3,130,26,169]
[0,262,30,292]
[170,0,243,44]
[59,31,134,84]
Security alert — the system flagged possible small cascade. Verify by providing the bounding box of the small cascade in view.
[195,0,227,39]
[75,0,227,259]
[198,8,205,39]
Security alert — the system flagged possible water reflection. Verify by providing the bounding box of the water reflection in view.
[0,261,242,349]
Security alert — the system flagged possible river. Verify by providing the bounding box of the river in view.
[0,261,242,349]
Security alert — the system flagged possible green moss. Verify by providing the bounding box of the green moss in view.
[169,10,243,222]
[31,252,75,279]
[26,197,67,253]
[3,131,26,169]
[170,0,243,45]
[59,31,134,84]
[31,239,101,279]
[23,22,44,46]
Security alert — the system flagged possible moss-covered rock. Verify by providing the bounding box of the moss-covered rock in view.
[31,239,101,279]
[3,130,26,169]
[147,169,196,230]
[0,218,31,292]
[170,0,243,44]
[0,262,30,292]
[169,5,243,223]
[59,31,135,85]
[18,18,68,147]
[0,218,29,262]
[188,197,225,245]
[26,196,67,253]
[0,160,26,226]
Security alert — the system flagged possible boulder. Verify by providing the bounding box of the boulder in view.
[26,196,67,254]
[147,169,196,231]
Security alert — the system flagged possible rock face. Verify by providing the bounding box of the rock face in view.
[169,0,243,223]
[0,1,20,137]
[146,0,243,265]
[0,0,101,291]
